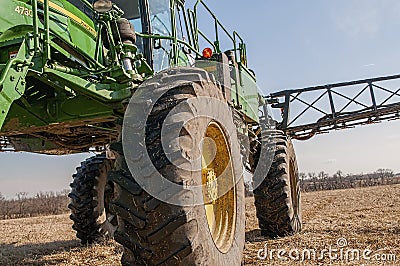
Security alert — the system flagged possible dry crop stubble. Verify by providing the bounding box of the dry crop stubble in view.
[0,185,399,265]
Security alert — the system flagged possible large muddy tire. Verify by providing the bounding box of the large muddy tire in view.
[68,154,117,244]
[109,67,245,265]
[252,131,302,237]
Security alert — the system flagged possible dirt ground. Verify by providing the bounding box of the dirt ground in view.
[1,184,399,265]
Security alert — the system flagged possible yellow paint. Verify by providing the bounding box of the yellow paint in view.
[38,0,96,36]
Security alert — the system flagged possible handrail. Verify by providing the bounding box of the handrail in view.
[187,9,199,51]
[136,32,202,57]
[233,31,247,67]
[197,30,217,51]
[32,0,39,54]
[190,0,247,65]
[44,0,51,60]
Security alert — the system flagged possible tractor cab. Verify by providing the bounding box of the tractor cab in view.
[95,0,185,72]
[90,0,259,122]
[116,0,172,71]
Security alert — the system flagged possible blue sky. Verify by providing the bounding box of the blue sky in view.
[1,0,400,198]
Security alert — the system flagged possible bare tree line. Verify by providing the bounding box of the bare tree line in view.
[244,168,400,196]
[300,169,400,192]
[0,190,69,220]
[2,168,399,219]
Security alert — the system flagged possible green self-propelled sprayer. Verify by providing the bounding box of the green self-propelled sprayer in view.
[1,0,400,265]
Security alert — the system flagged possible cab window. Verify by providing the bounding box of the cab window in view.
[149,0,172,71]
[67,0,94,18]
[175,4,193,66]
[113,0,143,51]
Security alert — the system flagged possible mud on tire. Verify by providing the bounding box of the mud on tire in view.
[68,154,117,244]
[252,130,302,237]
[109,67,245,265]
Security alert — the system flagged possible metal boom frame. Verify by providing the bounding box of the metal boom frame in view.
[267,74,400,139]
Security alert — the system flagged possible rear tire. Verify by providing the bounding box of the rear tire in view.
[110,67,245,265]
[252,131,302,237]
[68,154,117,244]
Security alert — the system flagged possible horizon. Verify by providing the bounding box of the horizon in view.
[1,0,400,198]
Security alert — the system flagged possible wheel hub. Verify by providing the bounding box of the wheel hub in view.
[203,168,218,203]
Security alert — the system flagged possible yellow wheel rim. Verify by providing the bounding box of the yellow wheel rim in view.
[202,121,236,253]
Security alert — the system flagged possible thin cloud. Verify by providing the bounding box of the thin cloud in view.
[333,1,380,38]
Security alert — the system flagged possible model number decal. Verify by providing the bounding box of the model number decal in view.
[15,6,33,17]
